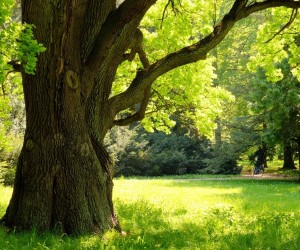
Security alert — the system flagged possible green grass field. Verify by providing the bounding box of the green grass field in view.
[0,177,300,249]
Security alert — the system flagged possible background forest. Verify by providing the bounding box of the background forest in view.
[1,1,300,183]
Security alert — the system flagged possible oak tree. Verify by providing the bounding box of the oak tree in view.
[1,0,300,235]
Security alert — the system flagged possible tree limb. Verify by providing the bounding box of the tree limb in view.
[264,8,298,43]
[113,85,151,126]
[109,0,300,119]
[80,0,116,61]
[243,0,300,17]
[122,28,150,69]
[84,0,156,75]
[81,0,156,109]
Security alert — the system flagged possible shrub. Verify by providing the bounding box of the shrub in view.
[0,133,22,186]
[109,127,213,176]
[204,142,242,174]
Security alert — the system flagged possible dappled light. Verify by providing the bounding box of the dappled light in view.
[0,186,12,216]
[1,177,300,249]
[114,178,300,214]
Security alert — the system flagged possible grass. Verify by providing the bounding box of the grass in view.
[0,177,300,249]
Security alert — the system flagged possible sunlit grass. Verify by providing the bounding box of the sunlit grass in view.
[0,185,12,216]
[112,178,300,249]
[0,178,300,249]
[114,178,300,213]
[114,179,242,214]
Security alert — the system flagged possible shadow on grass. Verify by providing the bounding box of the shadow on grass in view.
[109,200,300,250]
[0,179,299,249]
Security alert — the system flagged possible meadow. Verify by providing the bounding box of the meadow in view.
[0,176,299,249]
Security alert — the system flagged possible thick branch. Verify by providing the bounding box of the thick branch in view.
[244,0,300,17]
[113,86,151,126]
[109,0,300,118]
[80,0,116,61]
[84,0,156,75]
[122,28,150,69]
[81,0,156,103]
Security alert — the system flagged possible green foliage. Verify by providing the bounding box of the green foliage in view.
[204,142,242,174]
[1,178,300,249]
[0,73,25,186]
[0,133,22,186]
[248,8,300,81]
[106,123,244,177]
[0,0,14,25]
[114,0,234,137]
[106,125,211,176]
[17,24,46,74]
[248,60,300,147]
[206,8,300,164]
[0,2,45,85]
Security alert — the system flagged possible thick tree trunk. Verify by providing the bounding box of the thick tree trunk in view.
[2,44,119,236]
[282,142,296,170]
[2,124,118,234]
[1,0,120,235]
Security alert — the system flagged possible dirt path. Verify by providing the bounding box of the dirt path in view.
[173,173,299,181]
[241,172,298,180]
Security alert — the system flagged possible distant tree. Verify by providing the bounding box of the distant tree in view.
[210,7,300,169]
[0,76,25,186]
[248,61,300,169]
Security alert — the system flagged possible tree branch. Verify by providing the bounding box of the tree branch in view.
[243,0,300,17]
[81,0,156,107]
[264,8,298,43]
[109,0,300,119]
[80,0,116,62]
[113,86,151,126]
[84,0,156,75]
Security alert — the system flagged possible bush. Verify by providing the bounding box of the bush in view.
[106,125,244,177]
[203,142,242,174]
[0,133,22,186]
[150,150,187,175]
[108,127,213,176]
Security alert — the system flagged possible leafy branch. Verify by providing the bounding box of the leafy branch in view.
[264,8,298,43]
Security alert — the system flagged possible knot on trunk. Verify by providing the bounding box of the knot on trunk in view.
[25,139,35,151]
[64,70,79,90]
[80,142,90,156]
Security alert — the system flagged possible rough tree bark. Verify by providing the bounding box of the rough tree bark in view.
[282,141,296,169]
[1,0,299,235]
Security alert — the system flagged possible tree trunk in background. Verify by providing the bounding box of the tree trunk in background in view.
[214,118,222,147]
[282,142,296,169]
[262,143,268,168]
[296,137,300,182]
